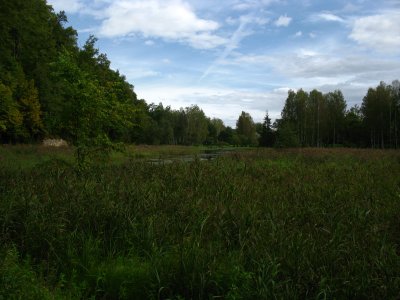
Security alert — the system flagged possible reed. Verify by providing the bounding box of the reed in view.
[0,148,399,299]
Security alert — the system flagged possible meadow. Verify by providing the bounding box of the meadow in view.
[0,146,399,299]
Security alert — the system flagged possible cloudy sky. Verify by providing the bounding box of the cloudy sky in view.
[47,0,400,126]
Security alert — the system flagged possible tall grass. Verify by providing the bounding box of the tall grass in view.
[0,148,399,299]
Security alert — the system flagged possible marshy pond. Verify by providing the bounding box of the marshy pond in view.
[146,148,237,164]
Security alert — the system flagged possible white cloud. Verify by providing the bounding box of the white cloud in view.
[124,69,160,79]
[98,0,227,49]
[240,15,269,26]
[144,40,155,46]
[187,33,228,49]
[350,12,400,53]
[232,0,278,11]
[294,31,302,37]
[281,55,400,79]
[312,13,345,23]
[233,2,255,11]
[275,15,292,27]
[224,49,400,89]
[251,17,269,26]
[225,15,269,26]
[47,0,83,13]
[77,27,97,34]
[109,56,162,80]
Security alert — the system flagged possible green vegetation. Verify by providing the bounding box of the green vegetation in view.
[1,148,399,299]
[0,144,73,170]
[1,0,400,150]
[275,83,400,148]
[0,144,241,170]
[1,2,400,297]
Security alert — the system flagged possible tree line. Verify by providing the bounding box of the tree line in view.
[273,81,400,148]
[1,0,399,149]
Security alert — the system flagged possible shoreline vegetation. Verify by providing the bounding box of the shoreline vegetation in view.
[0,144,251,170]
[1,146,400,299]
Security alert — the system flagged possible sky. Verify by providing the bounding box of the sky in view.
[47,0,400,126]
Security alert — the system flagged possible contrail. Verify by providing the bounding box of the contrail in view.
[199,15,252,82]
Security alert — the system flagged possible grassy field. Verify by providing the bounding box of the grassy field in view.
[0,146,399,299]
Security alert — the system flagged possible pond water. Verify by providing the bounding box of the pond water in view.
[146,149,236,165]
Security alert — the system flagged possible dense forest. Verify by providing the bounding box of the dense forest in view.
[1,0,399,148]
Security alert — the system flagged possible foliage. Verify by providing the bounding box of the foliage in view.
[278,88,346,147]
[258,111,275,147]
[0,83,23,142]
[343,105,366,147]
[236,111,258,146]
[49,50,136,168]
[207,118,225,145]
[275,82,400,148]
[0,0,139,150]
[274,120,300,148]
[325,90,347,145]
[361,81,396,148]
[0,248,54,299]
[1,148,400,298]
[185,105,209,145]
[18,79,44,139]
[218,126,239,145]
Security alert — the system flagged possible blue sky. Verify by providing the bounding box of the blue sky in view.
[47,0,400,126]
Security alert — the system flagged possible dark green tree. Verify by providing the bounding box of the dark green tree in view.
[390,80,400,148]
[259,111,275,147]
[361,82,391,148]
[308,89,324,147]
[172,109,188,145]
[343,105,365,147]
[0,83,23,142]
[50,51,135,167]
[325,90,346,146]
[185,105,208,145]
[274,119,299,148]
[236,111,258,146]
[206,118,225,145]
[18,79,44,139]
[219,126,238,145]
[280,89,308,146]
